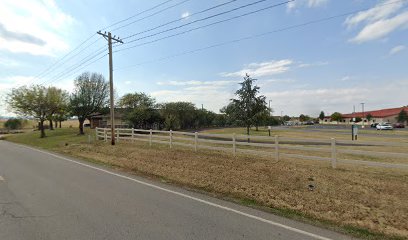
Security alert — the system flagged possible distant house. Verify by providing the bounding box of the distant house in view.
[320,106,408,125]
[90,109,129,129]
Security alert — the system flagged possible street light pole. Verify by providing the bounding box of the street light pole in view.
[268,100,272,116]
[360,102,365,128]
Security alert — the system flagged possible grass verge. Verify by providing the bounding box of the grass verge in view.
[4,128,408,240]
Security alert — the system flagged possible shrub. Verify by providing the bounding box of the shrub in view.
[4,118,23,130]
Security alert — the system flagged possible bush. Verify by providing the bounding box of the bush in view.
[4,118,23,130]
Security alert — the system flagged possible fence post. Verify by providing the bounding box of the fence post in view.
[275,135,279,162]
[104,128,107,142]
[194,132,198,152]
[331,138,337,169]
[232,133,236,157]
[95,128,98,140]
[116,129,119,143]
[88,135,91,144]
[131,128,134,142]
[169,130,173,149]
[149,129,152,147]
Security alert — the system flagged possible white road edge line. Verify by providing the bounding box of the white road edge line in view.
[20,144,333,240]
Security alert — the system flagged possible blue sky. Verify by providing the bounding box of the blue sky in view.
[1,0,407,117]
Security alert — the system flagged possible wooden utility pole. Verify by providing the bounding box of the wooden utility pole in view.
[97,31,123,145]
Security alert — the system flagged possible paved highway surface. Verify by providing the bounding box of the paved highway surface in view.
[0,140,354,240]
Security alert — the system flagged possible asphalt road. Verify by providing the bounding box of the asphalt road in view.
[0,141,354,240]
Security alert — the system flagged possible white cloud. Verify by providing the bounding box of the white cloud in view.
[156,80,238,86]
[0,57,20,67]
[181,12,190,18]
[264,79,408,116]
[220,60,294,78]
[298,61,328,68]
[389,45,406,55]
[345,1,408,43]
[340,76,353,81]
[0,0,75,56]
[124,80,132,85]
[307,0,329,8]
[345,0,405,27]
[287,0,329,12]
[265,78,295,83]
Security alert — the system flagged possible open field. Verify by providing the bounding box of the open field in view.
[4,128,408,239]
[202,126,408,139]
[0,119,88,130]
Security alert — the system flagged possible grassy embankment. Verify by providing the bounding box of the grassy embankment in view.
[4,127,408,240]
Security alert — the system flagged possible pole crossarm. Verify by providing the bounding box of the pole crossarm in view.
[97,31,124,44]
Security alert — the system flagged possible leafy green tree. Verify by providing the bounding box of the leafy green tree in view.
[70,72,109,135]
[4,118,23,130]
[212,114,227,127]
[366,113,373,122]
[220,102,242,126]
[7,85,52,138]
[253,109,270,131]
[354,117,362,123]
[46,87,69,130]
[331,112,343,122]
[319,111,325,120]
[229,74,267,136]
[282,115,291,122]
[118,92,155,109]
[299,114,310,122]
[396,110,407,123]
[160,102,197,130]
[164,114,181,130]
[119,92,161,129]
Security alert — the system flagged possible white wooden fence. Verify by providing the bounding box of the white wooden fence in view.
[95,128,408,170]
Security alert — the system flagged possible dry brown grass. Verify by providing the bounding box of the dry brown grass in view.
[59,140,408,239]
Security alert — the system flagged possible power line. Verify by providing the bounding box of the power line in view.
[102,0,176,31]
[49,53,109,86]
[40,49,107,85]
[31,0,182,86]
[110,0,191,32]
[121,0,239,40]
[36,38,105,82]
[115,1,408,71]
[122,0,284,42]
[31,33,98,82]
[114,0,292,53]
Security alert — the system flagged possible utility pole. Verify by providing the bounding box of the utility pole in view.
[97,31,123,145]
[360,102,365,128]
[268,100,272,116]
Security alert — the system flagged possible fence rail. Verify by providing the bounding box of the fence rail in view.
[95,128,408,170]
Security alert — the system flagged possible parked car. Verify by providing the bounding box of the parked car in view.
[393,123,405,128]
[376,123,393,130]
[304,121,314,125]
[370,123,379,128]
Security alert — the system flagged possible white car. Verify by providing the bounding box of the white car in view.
[376,123,393,130]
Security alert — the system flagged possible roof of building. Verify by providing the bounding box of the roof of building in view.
[342,106,408,118]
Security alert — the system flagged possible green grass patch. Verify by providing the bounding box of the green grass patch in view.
[5,128,95,150]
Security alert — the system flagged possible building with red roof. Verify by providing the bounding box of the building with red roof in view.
[320,106,408,125]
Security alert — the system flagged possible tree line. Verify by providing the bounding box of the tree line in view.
[7,71,281,138]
